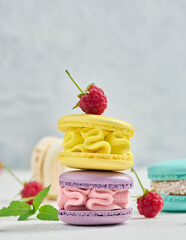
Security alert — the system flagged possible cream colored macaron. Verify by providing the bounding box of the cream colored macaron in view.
[31,137,71,197]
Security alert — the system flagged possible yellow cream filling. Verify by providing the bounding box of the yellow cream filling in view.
[63,127,131,155]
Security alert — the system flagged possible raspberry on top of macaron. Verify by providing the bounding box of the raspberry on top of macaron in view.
[65,70,107,115]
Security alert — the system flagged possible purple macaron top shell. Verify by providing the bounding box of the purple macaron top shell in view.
[59,170,133,190]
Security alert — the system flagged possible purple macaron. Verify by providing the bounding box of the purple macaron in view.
[57,170,133,225]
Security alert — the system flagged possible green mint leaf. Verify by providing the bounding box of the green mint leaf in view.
[33,185,51,212]
[0,201,31,217]
[18,209,35,221]
[37,205,59,221]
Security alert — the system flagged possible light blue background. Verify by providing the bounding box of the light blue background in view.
[0,0,186,168]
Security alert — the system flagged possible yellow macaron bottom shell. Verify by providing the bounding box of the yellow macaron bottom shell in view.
[58,152,133,171]
[63,127,131,155]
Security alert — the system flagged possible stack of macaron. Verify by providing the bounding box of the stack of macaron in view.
[57,114,135,225]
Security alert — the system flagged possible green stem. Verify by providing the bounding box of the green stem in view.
[65,70,83,93]
[19,196,35,202]
[131,168,145,193]
[1,162,24,186]
[47,195,57,199]
[20,194,57,202]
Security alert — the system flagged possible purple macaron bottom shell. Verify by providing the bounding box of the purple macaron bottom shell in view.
[58,208,133,225]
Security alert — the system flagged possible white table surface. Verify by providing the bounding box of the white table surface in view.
[0,168,185,240]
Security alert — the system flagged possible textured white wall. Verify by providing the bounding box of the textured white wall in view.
[0,0,186,168]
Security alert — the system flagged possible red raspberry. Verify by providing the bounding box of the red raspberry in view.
[21,181,44,205]
[79,85,107,115]
[65,70,107,115]
[137,191,164,218]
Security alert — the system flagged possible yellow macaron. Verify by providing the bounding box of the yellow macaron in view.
[57,114,134,171]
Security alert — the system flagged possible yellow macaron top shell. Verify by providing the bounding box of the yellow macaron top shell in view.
[57,114,134,137]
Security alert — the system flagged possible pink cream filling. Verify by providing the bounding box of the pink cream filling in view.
[57,187,130,211]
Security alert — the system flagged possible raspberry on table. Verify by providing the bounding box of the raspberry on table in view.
[131,168,164,218]
[137,191,164,218]
[21,181,44,205]
[0,162,44,205]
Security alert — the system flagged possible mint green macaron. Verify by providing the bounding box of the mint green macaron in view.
[148,159,186,212]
